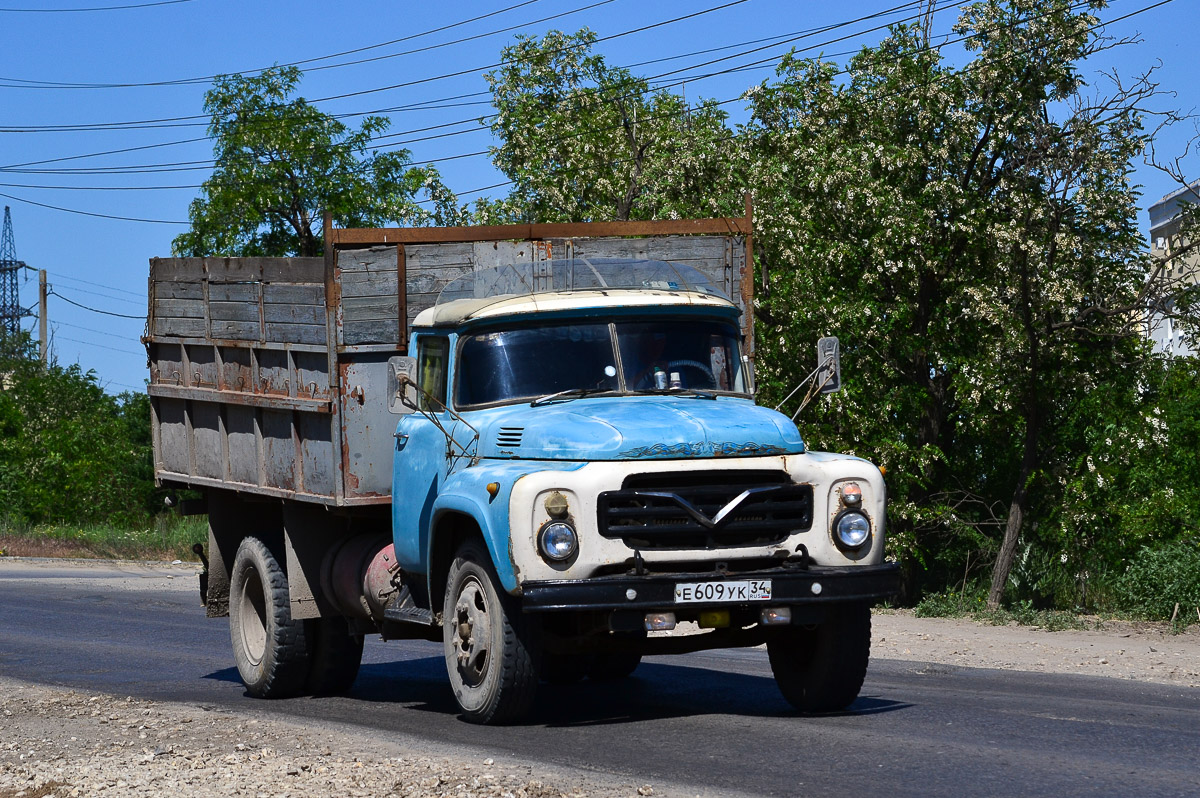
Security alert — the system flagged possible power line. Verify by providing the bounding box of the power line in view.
[47,281,143,306]
[0,0,547,88]
[56,319,142,341]
[0,0,941,181]
[0,0,756,132]
[409,0,1170,204]
[48,271,142,298]
[0,0,190,12]
[52,330,144,356]
[0,0,1165,221]
[49,288,146,318]
[0,190,186,223]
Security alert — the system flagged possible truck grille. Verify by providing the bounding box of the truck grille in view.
[597,470,812,550]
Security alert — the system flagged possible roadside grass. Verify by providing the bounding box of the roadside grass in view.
[0,516,207,562]
[912,588,1199,633]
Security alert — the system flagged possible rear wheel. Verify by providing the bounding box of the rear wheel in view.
[767,602,871,713]
[306,616,363,695]
[443,541,540,724]
[228,536,310,698]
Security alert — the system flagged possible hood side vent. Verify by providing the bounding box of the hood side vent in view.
[496,426,524,448]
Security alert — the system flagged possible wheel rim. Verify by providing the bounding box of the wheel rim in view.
[451,576,491,688]
[237,565,268,667]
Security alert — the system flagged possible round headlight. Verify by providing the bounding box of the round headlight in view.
[834,511,871,551]
[538,521,578,562]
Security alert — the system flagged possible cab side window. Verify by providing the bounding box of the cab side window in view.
[417,336,450,411]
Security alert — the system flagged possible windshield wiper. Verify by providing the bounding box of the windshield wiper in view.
[529,387,618,407]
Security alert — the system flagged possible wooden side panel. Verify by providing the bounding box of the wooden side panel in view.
[148,257,325,346]
[337,246,400,346]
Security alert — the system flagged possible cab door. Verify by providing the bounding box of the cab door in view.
[392,334,453,576]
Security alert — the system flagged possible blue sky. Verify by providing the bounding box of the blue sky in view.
[0,0,1193,393]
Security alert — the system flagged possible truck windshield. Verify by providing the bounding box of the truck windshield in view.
[456,319,747,407]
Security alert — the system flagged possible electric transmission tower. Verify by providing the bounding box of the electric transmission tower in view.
[1,205,27,339]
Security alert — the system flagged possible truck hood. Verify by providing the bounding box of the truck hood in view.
[472,396,805,461]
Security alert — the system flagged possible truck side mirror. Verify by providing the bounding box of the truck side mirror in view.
[816,336,841,394]
[387,356,418,415]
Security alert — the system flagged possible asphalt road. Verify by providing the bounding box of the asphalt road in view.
[2,561,1198,798]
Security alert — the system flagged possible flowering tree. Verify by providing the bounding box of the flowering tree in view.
[481,29,741,223]
[743,0,1163,606]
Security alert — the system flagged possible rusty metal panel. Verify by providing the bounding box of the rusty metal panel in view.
[339,357,395,499]
[298,412,335,497]
[256,348,289,395]
[218,347,252,392]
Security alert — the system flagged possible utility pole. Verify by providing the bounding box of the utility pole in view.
[39,270,47,363]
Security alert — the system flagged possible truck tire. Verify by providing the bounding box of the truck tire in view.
[228,536,311,698]
[306,616,363,696]
[443,541,540,724]
[767,602,871,713]
[587,652,642,681]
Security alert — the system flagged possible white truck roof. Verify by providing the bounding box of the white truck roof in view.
[412,288,736,328]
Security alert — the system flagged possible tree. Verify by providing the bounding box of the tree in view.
[0,334,156,526]
[742,0,1163,606]
[174,66,459,257]
[481,29,741,223]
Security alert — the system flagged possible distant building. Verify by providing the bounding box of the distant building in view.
[1147,183,1199,357]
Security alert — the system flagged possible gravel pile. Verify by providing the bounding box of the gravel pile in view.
[0,679,656,798]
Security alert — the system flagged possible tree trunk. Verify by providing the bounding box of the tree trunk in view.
[988,476,1029,609]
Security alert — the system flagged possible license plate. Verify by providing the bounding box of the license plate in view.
[674,579,772,604]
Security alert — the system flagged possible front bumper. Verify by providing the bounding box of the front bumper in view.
[520,562,900,612]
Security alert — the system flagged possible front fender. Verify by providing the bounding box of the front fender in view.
[431,461,584,594]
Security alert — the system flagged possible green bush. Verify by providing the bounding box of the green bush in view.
[1118,540,1200,624]
[914,589,981,618]
[0,334,158,526]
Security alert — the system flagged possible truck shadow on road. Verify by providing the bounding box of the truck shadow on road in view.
[206,654,910,726]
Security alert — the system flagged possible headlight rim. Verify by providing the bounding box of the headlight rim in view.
[832,509,872,552]
[537,519,579,563]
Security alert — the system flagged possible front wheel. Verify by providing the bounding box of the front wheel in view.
[443,541,540,724]
[228,536,311,698]
[767,602,872,713]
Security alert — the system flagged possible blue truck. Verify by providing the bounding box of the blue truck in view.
[147,213,899,723]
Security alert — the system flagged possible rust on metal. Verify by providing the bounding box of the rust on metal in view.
[329,217,752,249]
[741,192,755,354]
[397,244,408,351]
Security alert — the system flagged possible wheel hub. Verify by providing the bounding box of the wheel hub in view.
[236,565,267,667]
[452,578,491,687]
